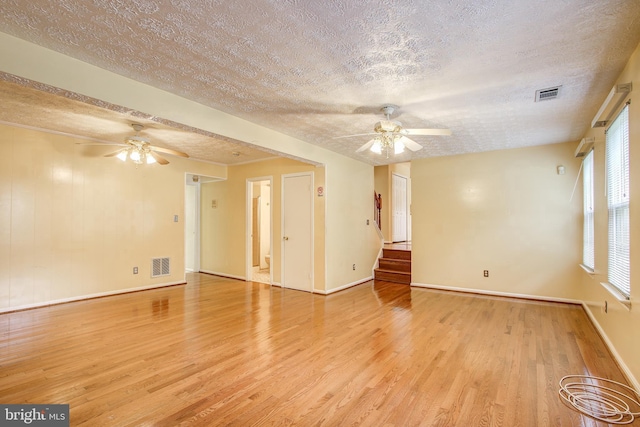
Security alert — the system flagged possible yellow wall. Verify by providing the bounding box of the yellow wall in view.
[200,158,327,290]
[324,156,381,291]
[579,40,640,388]
[0,124,226,311]
[411,141,583,300]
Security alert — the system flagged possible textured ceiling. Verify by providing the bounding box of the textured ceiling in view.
[1,0,640,166]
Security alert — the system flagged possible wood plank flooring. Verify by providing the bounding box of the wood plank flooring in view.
[0,273,637,426]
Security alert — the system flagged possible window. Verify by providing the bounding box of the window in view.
[605,104,630,298]
[583,150,594,270]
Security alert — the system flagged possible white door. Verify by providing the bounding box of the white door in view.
[392,173,408,242]
[282,173,313,292]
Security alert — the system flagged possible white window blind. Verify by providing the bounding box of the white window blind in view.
[583,150,594,269]
[605,104,630,298]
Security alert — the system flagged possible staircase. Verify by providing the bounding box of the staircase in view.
[374,247,411,284]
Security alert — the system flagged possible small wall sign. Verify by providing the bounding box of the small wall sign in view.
[317,186,324,197]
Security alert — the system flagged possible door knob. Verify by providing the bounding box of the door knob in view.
[283,236,289,240]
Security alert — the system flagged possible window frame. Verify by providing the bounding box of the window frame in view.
[604,104,631,300]
[582,150,595,271]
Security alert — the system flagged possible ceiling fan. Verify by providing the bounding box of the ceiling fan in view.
[336,105,451,157]
[103,123,189,165]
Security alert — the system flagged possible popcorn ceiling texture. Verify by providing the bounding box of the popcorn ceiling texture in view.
[0,0,639,165]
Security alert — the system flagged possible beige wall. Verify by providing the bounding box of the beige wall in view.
[411,141,583,300]
[200,155,380,293]
[0,33,380,295]
[579,40,640,388]
[0,124,226,311]
[200,158,327,289]
[324,156,381,291]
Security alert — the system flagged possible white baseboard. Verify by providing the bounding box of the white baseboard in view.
[199,270,245,281]
[411,282,583,305]
[581,303,640,393]
[322,277,373,295]
[0,280,186,314]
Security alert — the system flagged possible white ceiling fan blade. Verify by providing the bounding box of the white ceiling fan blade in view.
[398,136,423,152]
[404,128,452,136]
[333,132,377,140]
[356,139,376,153]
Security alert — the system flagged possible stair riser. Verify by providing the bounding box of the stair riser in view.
[382,249,411,260]
[374,270,411,284]
[379,259,411,272]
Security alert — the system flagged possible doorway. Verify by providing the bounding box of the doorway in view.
[246,177,273,284]
[282,172,313,292]
[392,173,408,243]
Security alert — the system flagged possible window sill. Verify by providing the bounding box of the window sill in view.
[579,264,595,275]
[599,282,632,311]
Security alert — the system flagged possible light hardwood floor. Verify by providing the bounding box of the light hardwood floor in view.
[0,273,637,426]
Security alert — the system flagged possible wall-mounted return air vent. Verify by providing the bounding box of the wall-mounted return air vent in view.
[151,257,170,278]
[535,86,562,102]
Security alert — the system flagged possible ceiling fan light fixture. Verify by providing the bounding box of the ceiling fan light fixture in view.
[130,150,142,163]
[371,139,382,154]
[145,152,156,164]
[116,150,128,162]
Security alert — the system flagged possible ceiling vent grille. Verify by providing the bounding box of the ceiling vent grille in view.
[535,86,562,102]
[151,257,170,278]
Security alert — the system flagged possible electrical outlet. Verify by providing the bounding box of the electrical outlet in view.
[483,270,489,277]
[353,264,356,270]
[133,267,138,274]
[366,219,370,225]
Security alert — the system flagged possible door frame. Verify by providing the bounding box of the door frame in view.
[184,176,201,273]
[392,172,408,243]
[281,171,314,292]
[245,176,273,284]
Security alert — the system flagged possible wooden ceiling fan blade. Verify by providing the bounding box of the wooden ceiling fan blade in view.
[150,145,189,158]
[149,151,170,165]
[333,132,377,140]
[399,136,423,151]
[404,128,452,136]
[76,141,128,147]
[356,139,376,153]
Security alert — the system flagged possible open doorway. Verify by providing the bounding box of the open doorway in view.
[246,177,273,284]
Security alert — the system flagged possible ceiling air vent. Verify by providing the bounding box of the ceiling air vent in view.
[535,86,561,102]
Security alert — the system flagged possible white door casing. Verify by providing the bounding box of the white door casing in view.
[246,177,273,284]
